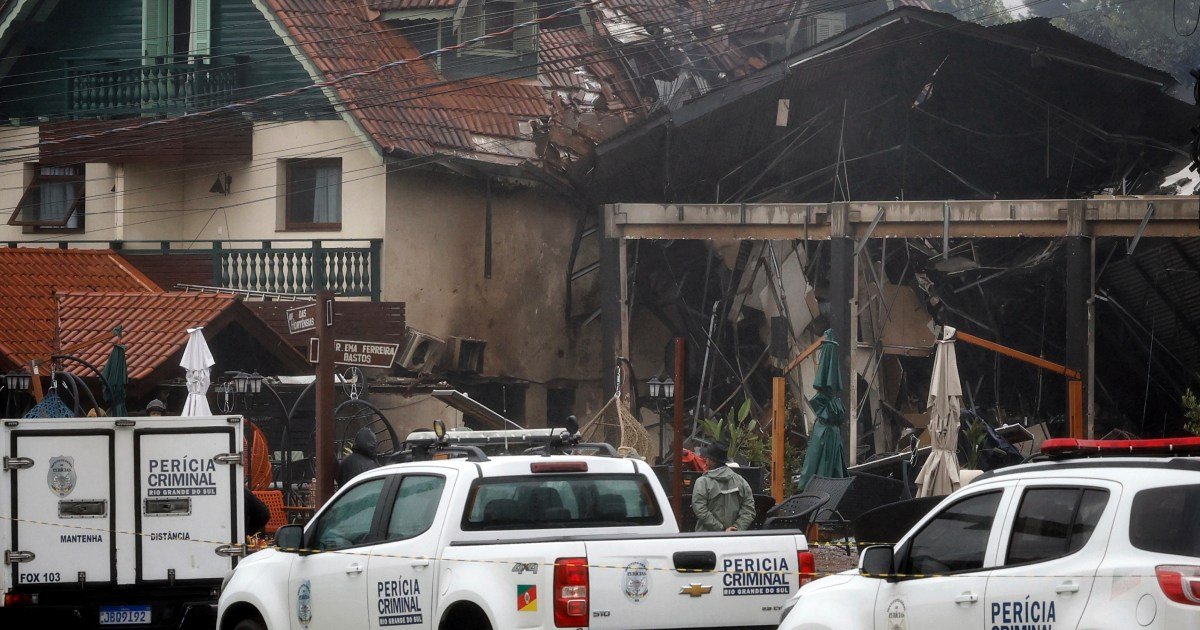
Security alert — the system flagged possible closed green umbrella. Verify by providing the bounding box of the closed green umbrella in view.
[101,343,128,417]
[796,329,848,489]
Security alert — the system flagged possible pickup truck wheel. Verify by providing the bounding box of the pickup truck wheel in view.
[231,618,266,630]
[440,603,492,630]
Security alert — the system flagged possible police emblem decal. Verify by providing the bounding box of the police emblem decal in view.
[886,598,907,630]
[297,580,313,626]
[47,456,76,498]
[623,561,650,603]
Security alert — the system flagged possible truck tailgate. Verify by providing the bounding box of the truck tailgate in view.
[135,426,242,582]
[584,532,805,629]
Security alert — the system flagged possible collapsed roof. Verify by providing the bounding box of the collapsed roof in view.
[260,2,1191,196]
[263,0,893,184]
[594,8,1192,202]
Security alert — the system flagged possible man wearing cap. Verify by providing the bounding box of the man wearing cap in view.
[146,399,167,416]
[691,441,756,532]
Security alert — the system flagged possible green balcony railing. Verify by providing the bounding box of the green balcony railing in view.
[9,239,383,301]
[63,56,244,116]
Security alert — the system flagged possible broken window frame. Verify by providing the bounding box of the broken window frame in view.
[456,0,538,57]
[8,164,86,231]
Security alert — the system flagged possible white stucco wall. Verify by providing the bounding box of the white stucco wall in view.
[0,119,385,245]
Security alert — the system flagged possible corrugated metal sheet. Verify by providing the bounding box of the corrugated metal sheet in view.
[1101,239,1200,373]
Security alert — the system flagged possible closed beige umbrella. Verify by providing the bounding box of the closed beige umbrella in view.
[915,326,963,498]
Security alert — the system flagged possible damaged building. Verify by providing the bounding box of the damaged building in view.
[0,0,1194,452]
[592,8,1199,461]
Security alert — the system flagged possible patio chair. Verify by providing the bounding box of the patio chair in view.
[852,495,944,550]
[761,492,830,530]
[801,476,856,553]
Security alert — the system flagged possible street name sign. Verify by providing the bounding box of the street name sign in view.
[309,339,400,368]
[286,303,317,335]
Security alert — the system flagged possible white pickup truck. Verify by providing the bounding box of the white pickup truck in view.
[2,414,246,628]
[218,440,812,630]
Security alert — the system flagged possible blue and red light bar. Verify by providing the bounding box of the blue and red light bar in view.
[1042,437,1200,458]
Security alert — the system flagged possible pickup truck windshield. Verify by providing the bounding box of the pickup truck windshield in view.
[463,473,663,530]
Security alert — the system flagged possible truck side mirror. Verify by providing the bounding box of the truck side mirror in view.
[859,545,895,580]
[275,525,307,555]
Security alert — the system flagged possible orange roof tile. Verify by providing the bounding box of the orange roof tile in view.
[0,248,160,370]
[55,291,236,380]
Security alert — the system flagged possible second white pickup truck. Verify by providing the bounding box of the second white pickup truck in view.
[218,437,811,630]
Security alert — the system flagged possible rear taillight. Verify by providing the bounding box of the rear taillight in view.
[1156,565,1200,605]
[3,593,37,606]
[554,557,589,628]
[797,551,816,587]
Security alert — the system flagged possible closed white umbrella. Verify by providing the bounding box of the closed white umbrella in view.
[180,327,215,417]
[915,325,963,498]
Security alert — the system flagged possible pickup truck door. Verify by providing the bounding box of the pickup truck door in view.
[366,470,454,630]
[289,476,391,630]
[983,481,1118,630]
[873,486,1013,630]
[585,533,803,628]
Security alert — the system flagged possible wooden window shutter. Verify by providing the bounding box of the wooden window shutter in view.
[459,0,484,46]
[513,1,538,54]
[191,0,213,59]
[141,0,169,60]
[813,13,845,44]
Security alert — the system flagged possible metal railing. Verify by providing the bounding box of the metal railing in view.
[63,56,244,115]
[7,239,383,301]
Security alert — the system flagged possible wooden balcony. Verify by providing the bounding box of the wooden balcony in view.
[38,112,252,164]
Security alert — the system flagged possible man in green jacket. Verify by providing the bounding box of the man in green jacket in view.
[691,441,756,532]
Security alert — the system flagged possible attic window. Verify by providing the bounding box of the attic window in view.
[8,164,85,229]
[458,0,538,55]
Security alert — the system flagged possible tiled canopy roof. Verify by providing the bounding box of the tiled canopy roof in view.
[0,248,159,370]
[55,292,237,380]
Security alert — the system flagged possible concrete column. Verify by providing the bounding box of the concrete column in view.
[829,203,854,462]
[600,235,622,402]
[1064,201,1092,437]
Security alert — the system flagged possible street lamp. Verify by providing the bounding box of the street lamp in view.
[4,371,31,392]
[647,374,674,463]
[230,371,264,394]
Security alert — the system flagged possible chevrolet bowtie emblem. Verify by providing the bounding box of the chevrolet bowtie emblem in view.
[679,583,712,597]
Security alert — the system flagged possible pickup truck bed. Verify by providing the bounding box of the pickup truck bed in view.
[219,454,810,630]
[445,530,807,629]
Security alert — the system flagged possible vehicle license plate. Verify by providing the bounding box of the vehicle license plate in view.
[99,605,152,625]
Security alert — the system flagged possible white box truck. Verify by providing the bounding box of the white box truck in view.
[2,415,246,628]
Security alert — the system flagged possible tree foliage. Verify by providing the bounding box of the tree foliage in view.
[1056,0,1200,92]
